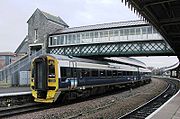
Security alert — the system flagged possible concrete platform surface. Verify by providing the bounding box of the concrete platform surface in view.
[147,90,180,119]
[0,87,30,94]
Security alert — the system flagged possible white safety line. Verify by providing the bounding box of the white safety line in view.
[0,91,31,97]
[146,77,180,119]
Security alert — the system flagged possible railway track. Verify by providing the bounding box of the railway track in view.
[0,103,45,118]
[119,78,179,119]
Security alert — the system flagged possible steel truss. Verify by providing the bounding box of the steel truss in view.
[48,40,174,57]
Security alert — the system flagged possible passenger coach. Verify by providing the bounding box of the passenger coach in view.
[30,54,151,103]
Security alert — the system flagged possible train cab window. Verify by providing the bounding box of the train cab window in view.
[100,70,106,77]
[91,69,98,77]
[107,70,112,77]
[48,62,55,78]
[113,70,117,77]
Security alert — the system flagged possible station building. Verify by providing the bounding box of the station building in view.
[0,52,16,69]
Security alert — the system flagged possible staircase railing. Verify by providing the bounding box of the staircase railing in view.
[0,50,43,86]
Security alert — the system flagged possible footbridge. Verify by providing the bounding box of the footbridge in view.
[121,0,180,56]
[48,20,174,57]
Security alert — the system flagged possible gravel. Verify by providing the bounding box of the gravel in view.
[5,78,167,119]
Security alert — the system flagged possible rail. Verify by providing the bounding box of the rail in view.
[118,77,179,119]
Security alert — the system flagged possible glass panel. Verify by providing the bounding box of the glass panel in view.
[77,34,80,43]
[153,27,158,33]
[147,27,152,34]
[82,69,90,77]
[95,32,99,38]
[92,69,98,77]
[100,70,106,77]
[120,29,124,36]
[100,32,103,37]
[107,70,112,76]
[57,36,60,45]
[86,32,89,39]
[90,32,93,38]
[109,31,113,37]
[124,29,129,35]
[114,30,119,36]
[136,28,141,35]
[68,35,72,44]
[113,70,117,76]
[129,28,135,35]
[82,33,85,39]
[72,34,76,44]
[65,35,68,44]
[142,27,147,34]
[104,31,108,37]
[48,62,55,78]
[60,35,64,44]
[49,37,53,45]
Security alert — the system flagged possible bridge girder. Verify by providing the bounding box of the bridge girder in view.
[48,40,174,57]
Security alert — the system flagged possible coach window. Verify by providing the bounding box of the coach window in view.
[113,70,117,77]
[100,70,106,77]
[118,71,122,77]
[82,69,90,78]
[107,70,112,77]
[60,67,67,81]
[122,71,126,76]
[91,69,98,77]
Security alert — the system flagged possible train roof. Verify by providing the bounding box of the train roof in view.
[47,54,147,68]
[105,57,147,68]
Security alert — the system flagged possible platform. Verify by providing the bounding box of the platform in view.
[0,87,31,97]
[147,90,180,119]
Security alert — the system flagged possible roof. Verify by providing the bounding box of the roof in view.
[53,20,148,34]
[15,36,29,54]
[0,52,16,56]
[163,62,179,72]
[123,1,178,55]
[27,8,69,27]
[41,10,69,27]
[106,57,147,68]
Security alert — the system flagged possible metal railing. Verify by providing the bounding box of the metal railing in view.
[0,50,43,86]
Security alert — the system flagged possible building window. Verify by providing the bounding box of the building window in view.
[34,29,38,40]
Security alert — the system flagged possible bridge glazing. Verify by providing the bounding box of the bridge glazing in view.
[49,25,162,47]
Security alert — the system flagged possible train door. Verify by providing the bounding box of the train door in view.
[68,61,78,89]
[69,61,77,78]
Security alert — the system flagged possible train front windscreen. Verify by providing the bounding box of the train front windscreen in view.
[34,57,48,99]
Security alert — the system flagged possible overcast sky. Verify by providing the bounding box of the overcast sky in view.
[0,0,178,68]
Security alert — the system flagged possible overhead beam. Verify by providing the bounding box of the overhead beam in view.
[160,17,180,26]
[144,0,176,7]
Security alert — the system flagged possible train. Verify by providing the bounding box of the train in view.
[30,54,151,103]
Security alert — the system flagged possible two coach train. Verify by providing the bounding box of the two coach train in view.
[30,54,151,103]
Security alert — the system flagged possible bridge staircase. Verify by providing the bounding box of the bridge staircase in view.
[0,50,43,87]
